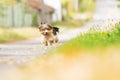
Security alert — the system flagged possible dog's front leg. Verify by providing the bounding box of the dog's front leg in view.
[49,40,54,46]
[55,37,58,43]
[43,40,48,46]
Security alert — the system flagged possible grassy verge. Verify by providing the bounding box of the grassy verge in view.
[51,21,120,55]
[0,27,40,43]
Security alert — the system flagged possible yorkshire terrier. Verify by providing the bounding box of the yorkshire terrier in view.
[39,22,59,46]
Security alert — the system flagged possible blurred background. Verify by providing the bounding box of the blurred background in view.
[0,0,95,43]
[0,0,120,80]
[0,0,95,27]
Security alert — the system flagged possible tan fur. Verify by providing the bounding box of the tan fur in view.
[43,35,58,46]
[39,23,59,46]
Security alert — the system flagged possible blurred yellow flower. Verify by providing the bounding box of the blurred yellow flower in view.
[101,31,106,35]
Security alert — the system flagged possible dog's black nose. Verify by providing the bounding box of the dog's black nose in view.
[45,32,48,35]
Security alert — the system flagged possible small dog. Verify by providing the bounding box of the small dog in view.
[39,22,59,46]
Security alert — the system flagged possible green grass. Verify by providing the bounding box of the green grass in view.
[0,27,40,43]
[52,21,120,54]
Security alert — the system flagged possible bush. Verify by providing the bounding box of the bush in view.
[32,14,38,27]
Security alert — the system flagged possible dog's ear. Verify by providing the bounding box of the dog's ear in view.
[41,22,43,24]
[41,22,45,24]
[48,24,53,29]
[40,21,46,25]
[53,27,59,33]
[41,22,44,25]
[38,22,45,28]
[38,22,42,28]
[38,22,42,29]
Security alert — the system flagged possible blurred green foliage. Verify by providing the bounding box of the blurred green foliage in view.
[118,0,120,8]
[79,0,95,13]
[62,0,95,21]
[32,14,38,27]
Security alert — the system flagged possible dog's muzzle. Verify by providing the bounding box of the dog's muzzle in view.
[44,32,48,35]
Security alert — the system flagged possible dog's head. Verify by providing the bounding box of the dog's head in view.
[39,22,59,36]
[39,22,53,36]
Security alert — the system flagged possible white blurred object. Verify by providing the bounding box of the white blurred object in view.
[44,0,62,22]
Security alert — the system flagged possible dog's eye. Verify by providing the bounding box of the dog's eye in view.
[47,28,51,30]
[40,28,45,31]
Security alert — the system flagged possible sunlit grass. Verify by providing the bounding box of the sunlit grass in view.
[0,27,40,43]
[52,21,120,55]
